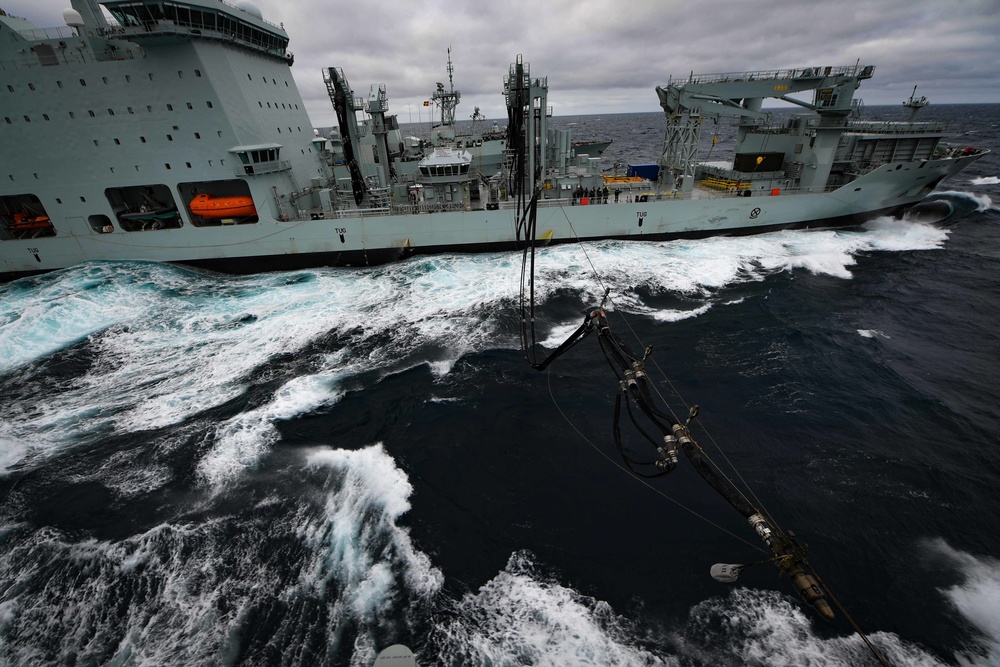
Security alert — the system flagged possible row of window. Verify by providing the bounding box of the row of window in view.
[5,145,314,182]
[238,148,280,164]
[4,102,208,124]
[420,164,472,177]
[258,101,300,110]
[5,105,302,124]
[248,74,291,88]
[104,1,289,56]
[5,71,199,93]
[4,69,293,93]
[3,165,229,187]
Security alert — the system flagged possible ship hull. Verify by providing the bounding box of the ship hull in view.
[0,11,987,282]
[180,203,907,276]
[0,148,982,281]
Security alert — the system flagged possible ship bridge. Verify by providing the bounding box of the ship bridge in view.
[100,0,292,63]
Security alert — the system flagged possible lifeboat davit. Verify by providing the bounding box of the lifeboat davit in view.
[189,193,257,219]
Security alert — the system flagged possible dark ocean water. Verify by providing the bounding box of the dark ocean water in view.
[1,105,999,666]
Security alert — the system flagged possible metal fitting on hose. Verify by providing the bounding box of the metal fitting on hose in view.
[748,512,774,544]
[656,435,678,471]
[672,423,693,447]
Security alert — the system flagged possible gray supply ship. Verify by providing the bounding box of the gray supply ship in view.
[0,0,987,281]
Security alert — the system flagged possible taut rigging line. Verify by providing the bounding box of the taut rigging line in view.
[513,191,859,630]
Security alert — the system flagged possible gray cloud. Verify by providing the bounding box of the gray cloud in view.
[8,0,999,126]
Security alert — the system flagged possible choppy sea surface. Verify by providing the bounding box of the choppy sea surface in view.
[1,104,999,666]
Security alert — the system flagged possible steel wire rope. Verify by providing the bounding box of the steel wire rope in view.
[537,207,889,666]
[544,365,767,554]
[519,205,771,529]
[803,561,893,667]
[638,339,782,532]
[551,205,775,524]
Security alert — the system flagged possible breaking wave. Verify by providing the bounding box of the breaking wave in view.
[0,443,442,666]
[427,551,664,665]
[420,542,1000,666]
[3,428,999,665]
[922,191,997,216]
[969,176,999,185]
[0,217,960,478]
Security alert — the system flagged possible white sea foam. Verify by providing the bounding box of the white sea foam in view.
[298,444,444,663]
[0,218,969,474]
[430,551,666,665]
[5,437,1000,667]
[0,437,33,475]
[539,321,587,349]
[425,540,1000,666]
[427,395,462,403]
[0,444,442,666]
[197,373,346,486]
[666,539,1000,666]
[677,587,946,666]
[0,266,357,473]
[925,538,1000,665]
[304,444,442,594]
[0,273,149,373]
[858,329,891,339]
[970,176,999,185]
[652,303,713,322]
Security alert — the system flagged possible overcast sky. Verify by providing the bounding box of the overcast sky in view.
[7,0,1000,125]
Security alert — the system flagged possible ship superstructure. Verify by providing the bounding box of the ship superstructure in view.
[1,0,325,264]
[0,1,987,280]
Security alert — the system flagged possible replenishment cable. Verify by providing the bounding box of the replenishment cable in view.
[513,199,893,665]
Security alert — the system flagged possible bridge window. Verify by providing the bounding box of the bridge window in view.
[237,147,280,163]
[106,2,162,26]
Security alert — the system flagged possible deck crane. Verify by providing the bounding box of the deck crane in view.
[656,65,875,193]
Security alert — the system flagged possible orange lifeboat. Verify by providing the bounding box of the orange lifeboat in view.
[189,193,257,219]
[9,212,53,230]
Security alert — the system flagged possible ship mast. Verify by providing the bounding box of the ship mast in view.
[432,47,461,128]
[428,48,463,147]
[903,85,929,122]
